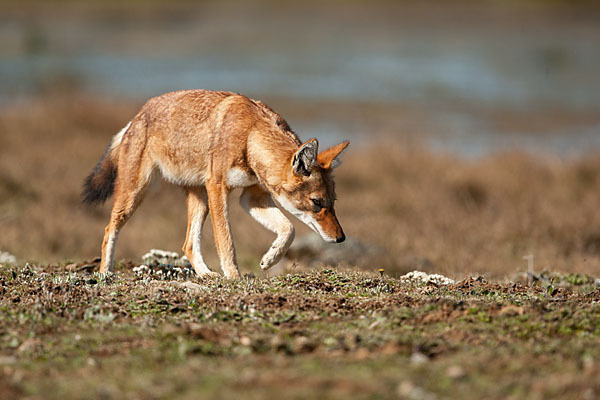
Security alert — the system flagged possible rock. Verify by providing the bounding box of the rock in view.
[397,381,436,400]
[400,270,455,285]
[77,264,96,273]
[0,251,16,265]
[293,336,317,353]
[185,323,220,341]
[499,305,524,316]
[410,352,429,365]
[446,365,466,379]
[142,249,185,265]
[0,355,16,365]
[240,336,252,346]
[17,338,40,353]
[170,281,205,293]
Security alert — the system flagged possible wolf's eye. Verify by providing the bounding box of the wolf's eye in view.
[311,198,323,212]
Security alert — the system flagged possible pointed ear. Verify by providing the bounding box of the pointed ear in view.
[291,138,319,176]
[317,141,350,170]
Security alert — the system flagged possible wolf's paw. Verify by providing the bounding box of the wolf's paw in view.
[193,265,219,278]
[260,250,281,271]
[260,260,273,271]
[198,270,220,278]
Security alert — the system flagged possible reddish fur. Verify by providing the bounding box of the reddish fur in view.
[84,90,349,277]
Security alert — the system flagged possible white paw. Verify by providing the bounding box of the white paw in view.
[260,250,280,271]
[198,270,220,278]
[193,264,219,277]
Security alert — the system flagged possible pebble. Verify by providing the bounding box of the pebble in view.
[170,281,205,293]
[410,352,429,365]
[446,365,466,379]
[401,271,455,285]
[240,336,252,346]
[0,251,17,265]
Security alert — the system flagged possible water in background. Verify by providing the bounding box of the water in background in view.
[1,2,599,156]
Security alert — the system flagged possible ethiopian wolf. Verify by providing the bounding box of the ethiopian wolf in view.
[82,90,349,278]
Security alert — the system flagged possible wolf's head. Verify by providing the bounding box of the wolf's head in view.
[275,139,349,243]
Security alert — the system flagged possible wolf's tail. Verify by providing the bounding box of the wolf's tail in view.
[82,121,131,205]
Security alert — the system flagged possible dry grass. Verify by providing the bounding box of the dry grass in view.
[339,144,600,278]
[1,94,600,278]
[1,265,599,399]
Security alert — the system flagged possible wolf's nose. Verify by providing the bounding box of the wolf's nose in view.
[336,234,345,243]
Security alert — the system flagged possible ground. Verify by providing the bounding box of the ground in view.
[2,2,600,399]
[1,262,599,399]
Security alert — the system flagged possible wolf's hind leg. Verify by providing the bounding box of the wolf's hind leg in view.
[183,187,218,276]
[100,159,153,273]
[240,185,295,271]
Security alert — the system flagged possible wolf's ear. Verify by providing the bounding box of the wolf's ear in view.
[317,141,350,170]
[292,138,318,176]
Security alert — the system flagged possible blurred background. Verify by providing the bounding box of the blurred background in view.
[1,0,600,278]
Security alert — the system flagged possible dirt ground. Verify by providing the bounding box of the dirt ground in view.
[2,2,600,399]
[0,262,599,399]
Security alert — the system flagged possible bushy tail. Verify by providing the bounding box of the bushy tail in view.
[82,121,130,205]
[82,143,118,205]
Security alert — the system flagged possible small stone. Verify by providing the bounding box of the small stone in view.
[400,270,454,286]
[368,319,382,330]
[446,365,466,379]
[499,305,524,316]
[584,388,596,400]
[380,342,400,355]
[171,281,205,293]
[410,352,429,365]
[397,381,435,400]
[397,381,415,397]
[77,264,96,273]
[582,354,594,371]
[354,347,370,360]
[240,336,252,346]
[0,251,17,265]
[185,324,220,341]
[0,355,17,365]
[293,336,317,353]
[17,338,40,353]
[65,263,77,271]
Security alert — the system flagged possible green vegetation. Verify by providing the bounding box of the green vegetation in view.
[1,264,599,399]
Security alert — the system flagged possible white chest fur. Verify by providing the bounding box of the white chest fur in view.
[226,167,258,188]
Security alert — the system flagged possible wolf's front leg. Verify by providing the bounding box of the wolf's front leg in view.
[240,185,295,271]
[182,187,218,277]
[206,180,241,279]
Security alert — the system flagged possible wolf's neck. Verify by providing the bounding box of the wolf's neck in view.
[248,129,299,195]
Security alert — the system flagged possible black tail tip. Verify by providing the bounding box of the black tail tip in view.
[81,174,112,205]
[81,160,117,205]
